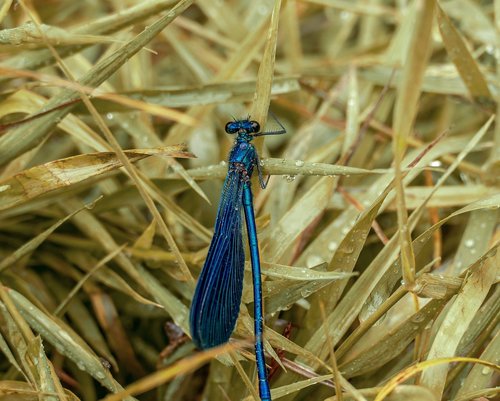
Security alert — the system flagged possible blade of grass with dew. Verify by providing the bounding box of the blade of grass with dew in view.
[0,0,195,166]
[54,244,127,316]
[263,176,335,264]
[339,296,453,378]
[0,0,180,82]
[297,133,485,270]
[41,251,160,308]
[455,327,500,400]
[228,351,260,401]
[266,82,345,223]
[391,0,434,288]
[72,78,300,114]
[386,185,497,210]
[175,159,386,181]
[450,209,499,274]
[0,380,82,401]
[31,336,68,401]
[58,199,191,331]
[0,69,196,129]
[454,286,500,362]
[0,23,115,49]
[235,311,330,373]
[259,263,357,281]
[100,343,235,401]
[365,116,494,309]
[85,180,212,244]
[262,278,334,315]
[358,64,498,98]
[0,332,23,376]
[0,293,37,384]
[297,182,393,344]
[0,89,109,158]
[436,3,493,106]
[45,275,118,370]
[441,0,495,46]
[343,67,359,155]
[261,159,391,177]
[374,357,499,401]
[0,200,98,272]
[298,224,416,369]
[242,374,334,401]
[165,8,274,145]
[15,7,201,281]
[89,291,145,377]
[247,264,356,314]
[6,288,137,400]
[0,146,192,211]
[420,246,499,396]
[250,0,282,134]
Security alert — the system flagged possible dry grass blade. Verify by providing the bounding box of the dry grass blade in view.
[0,200,97,272]
[6,288,137,400]
[436,2,493,105]
[0,1,497,400]
[374,357,500,401]
[100,343,235,401]
[392,0,434,287]
[420,245,499,396]
[251,0,282,132]
[264,177,334,263]
[0,146,192,211]
[0,0,195,166]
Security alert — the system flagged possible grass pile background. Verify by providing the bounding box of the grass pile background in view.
[0,0,499,400]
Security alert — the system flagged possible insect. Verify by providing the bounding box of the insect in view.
[190,117,286,401]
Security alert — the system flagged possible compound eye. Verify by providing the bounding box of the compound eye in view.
[250,121,260,133]
[225,122,238,134]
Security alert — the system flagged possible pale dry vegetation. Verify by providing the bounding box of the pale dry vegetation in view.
[0,1,498,401]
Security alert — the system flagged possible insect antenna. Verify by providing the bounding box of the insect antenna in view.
[253,111,287,137]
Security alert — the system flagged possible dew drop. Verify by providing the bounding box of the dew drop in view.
[411,314,425,323]
[464,239,475,248]
[340,11,351,20]
[295,160,304,167]
[328,242,338,251]
[306,255,324,268]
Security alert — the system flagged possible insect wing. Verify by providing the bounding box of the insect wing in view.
[190,171,245,349]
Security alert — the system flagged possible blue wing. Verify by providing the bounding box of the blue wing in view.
[190,170,246,349]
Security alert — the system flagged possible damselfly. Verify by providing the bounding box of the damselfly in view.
[190,117,286,401]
